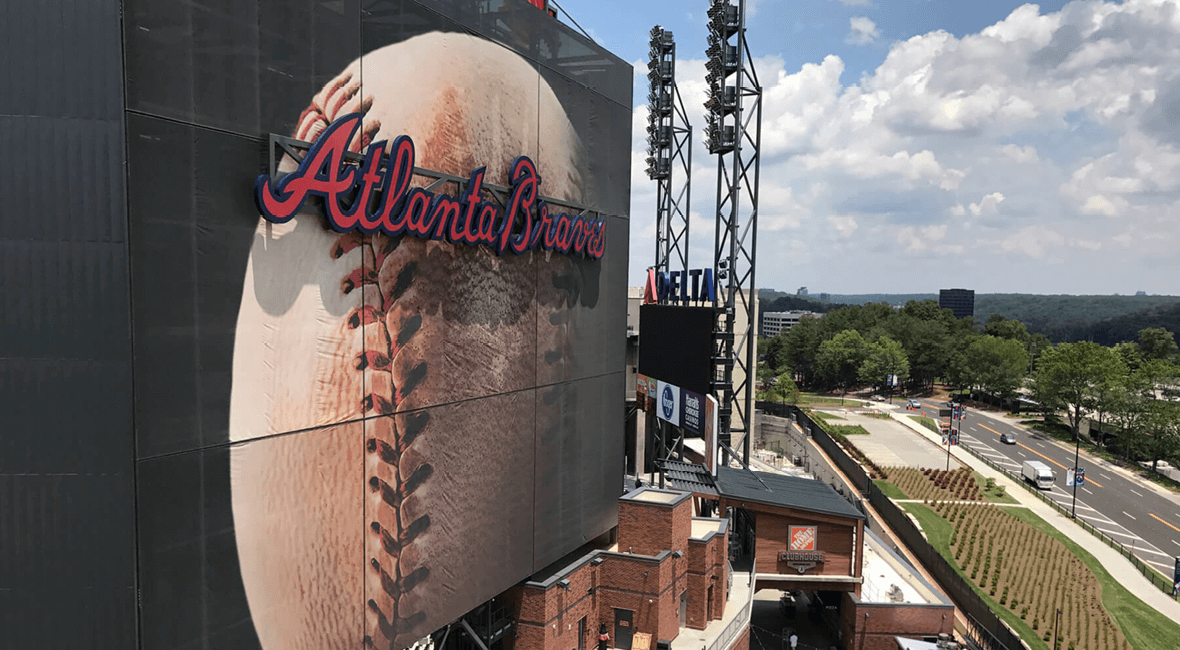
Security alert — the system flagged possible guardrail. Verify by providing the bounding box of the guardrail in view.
[707,570,756,650]
[956,439,1180,600]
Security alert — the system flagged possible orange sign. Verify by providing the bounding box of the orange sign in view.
[789,525,817,551]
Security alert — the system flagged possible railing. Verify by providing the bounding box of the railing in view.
[707,570,755,650]
[955,438,1180,600]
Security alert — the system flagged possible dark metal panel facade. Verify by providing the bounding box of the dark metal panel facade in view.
[0,0,135,646]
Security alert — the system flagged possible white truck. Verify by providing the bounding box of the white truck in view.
[1021,460,1055,490]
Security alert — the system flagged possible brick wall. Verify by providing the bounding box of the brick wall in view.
[684,525,728,629]
[617,491,692,557]
[510,490,731,650]
[728,626,750,650]
[839,592,954,650]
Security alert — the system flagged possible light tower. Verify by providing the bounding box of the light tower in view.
[645,25,693,282]
[705,0,762,466]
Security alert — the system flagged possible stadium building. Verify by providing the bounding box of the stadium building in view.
[3,2,630,648]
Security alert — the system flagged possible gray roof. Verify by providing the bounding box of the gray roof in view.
[714,466,865,521]
[662,460,718,496]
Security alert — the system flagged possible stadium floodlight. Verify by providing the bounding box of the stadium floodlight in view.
[702,0,764,469]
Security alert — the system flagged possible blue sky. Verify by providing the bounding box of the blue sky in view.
[558,0,1180,296]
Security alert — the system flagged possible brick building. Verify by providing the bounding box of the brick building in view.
[507,487,741,650]
[665,463,955,649]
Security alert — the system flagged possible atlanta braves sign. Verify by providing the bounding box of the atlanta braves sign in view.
[254,113,606,259]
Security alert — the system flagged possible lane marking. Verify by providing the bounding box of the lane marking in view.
[1133,547,1173,558]
[1082,487,1094,495]
[1129,488,1144,497]
[1149,513,1180,535]
[977,423,1104,488]
[1092,525,1142,540]
[1172,540,1180,550]
[1123,511,1137,521]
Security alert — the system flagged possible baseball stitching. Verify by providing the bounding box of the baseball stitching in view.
[299,80,434,650]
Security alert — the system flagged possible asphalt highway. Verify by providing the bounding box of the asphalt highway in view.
[915,400,1180,576]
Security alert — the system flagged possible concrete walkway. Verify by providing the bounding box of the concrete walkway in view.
[813,409,963,470]
[886,407,1180,622]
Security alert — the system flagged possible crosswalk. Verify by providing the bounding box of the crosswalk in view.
[957,432,1175,572]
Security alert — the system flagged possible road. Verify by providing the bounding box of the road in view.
[916,399,1180,577]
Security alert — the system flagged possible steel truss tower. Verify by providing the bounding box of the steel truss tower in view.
[645,26,693,278]
[705,0,762,466]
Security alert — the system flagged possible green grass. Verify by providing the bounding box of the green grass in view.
[902,503,1051,650]
[797,392,855,405]
[873,480,908,499]
[825,423,870,436]
[973,470,1019,504]
[1006,508,1180,650]
[904,502,1180,650]
[809,411,844,421]
[910,415,940,434]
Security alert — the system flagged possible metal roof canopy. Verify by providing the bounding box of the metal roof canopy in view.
[662,462,865,522]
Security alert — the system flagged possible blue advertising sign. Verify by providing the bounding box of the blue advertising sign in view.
[655,380,681,427]
[1076,467,1085,485]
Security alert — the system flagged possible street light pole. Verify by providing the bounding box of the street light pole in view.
[1053,608,1062,650]
[1071,434,1080,519]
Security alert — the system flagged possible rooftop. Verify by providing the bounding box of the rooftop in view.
[860,529,950,606]
[714,466,867,521]
[690,517,727,541]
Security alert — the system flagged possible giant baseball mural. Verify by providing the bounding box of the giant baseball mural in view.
[122,3,632,649]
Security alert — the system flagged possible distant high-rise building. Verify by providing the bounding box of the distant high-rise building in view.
[939,288,975,320]
[797,286,808,297]
[818,293,830,302]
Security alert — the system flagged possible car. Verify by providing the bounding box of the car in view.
[1000,433,1017,445]
[907,399,921,409]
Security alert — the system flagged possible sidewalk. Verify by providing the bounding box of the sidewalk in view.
[889,409,1180,622]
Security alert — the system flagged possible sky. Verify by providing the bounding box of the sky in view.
[557,0,1180,295]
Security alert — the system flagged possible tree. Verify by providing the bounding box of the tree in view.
[1138,327,1178,362]
[779,317,824,385]
[815,330,869,400]
[858,336,910,396]
[963,335,1028,405]
[766,370,800,405]
[984,315,1030,343]
[1109,381,1152,460]
[1033,342,1125,442]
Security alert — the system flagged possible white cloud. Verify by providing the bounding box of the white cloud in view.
[627,0,1180,292]
[968,192,1005,216]
[828,215,859,238]
[1000,144,1039,163]
[835,0,871,6]
[848,17,880,45]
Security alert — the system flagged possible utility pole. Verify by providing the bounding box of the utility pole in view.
[1070,434,1081,518]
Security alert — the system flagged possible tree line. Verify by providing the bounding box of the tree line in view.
[758,300,1180,465]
